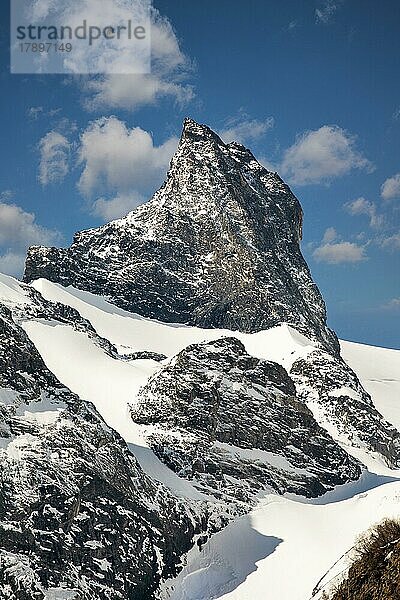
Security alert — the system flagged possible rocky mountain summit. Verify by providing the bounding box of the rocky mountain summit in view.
[24,118,338,354]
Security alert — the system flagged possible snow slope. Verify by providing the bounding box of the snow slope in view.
[160,482,400,600]
[21,319,207,502]
[31,278,316,368]
[22,279,319,503]
[27,280,400,474]
[0,272,30,306]
[30,279,400,468]
[158,340,400,599]
[0,273,207,501]
[341,339,400,432]
[4,275,399,600]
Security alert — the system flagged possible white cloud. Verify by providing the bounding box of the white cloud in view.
[92,192,146,221]
[77,117,177,219]
[393,108,400,121]
[0,252,27,277]
[78,117,177,196]
[313,228,367,264]
[322,226,337,243]
[27,0,151,75]
[344,197,385,229]
[82,7,194,111]
[84,73,194,112]
[38,131,71,186]
[380,232,400,251]
[315,0,344,24]
[381,173,400,200]
[0,202,60,249]
[219,114,274,145]
[281,125,373,185]
[313,241,366,264]
[0,200,61,276]
[24,1,193,109]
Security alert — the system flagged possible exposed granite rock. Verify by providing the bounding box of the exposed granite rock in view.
[131,337,360,505]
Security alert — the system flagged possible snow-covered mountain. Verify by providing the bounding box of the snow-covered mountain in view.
[0,274,206,600]
[1,273,399,600]
[1,119,399,599]
[24,118,337,353]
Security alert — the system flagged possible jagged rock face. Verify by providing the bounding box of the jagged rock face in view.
[24,118,338,354]
[131,338,360,504]
[290,349,400,467]
[0,302,201,600]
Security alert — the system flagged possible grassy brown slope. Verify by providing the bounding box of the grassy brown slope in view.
[327,519,400,600]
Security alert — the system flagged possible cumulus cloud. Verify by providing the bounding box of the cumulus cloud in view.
[281,125,373,185]
[344,197,385,229]
[322,226,337,243]
[78,117,177,195]
[84,73,193,112]
[381,173,400,200]
[23,1,193,110]
[380,232,400,251]
[313,228,367,264]
[38,131,71,185]
[0,200,61,276]
[92,193,146,221]
[26,0,151,74]
[219,114,274,145]
[0,203,59,249]
[313,241,366,264]
[77,117,177,219]
[315,0,344,24]
[0,252,27,277]
[82,7,194,111]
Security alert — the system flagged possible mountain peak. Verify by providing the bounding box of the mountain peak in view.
[179,117,225,152]
[24,119,338,352]
[182,116,208,134]
[176,118,266,181]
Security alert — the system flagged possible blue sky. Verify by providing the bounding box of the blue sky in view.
[0,0,399,348]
